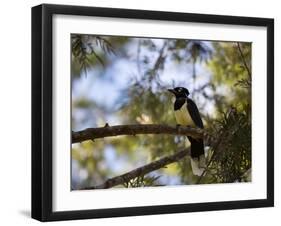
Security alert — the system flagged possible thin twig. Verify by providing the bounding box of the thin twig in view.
[196,135,224,184]
[237,42,251,79]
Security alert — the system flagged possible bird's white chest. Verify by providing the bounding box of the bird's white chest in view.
[174,102,195,126]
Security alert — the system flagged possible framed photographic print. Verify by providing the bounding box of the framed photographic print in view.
[31,4,274,221]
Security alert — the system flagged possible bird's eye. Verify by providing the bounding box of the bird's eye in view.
[178,88,182,92]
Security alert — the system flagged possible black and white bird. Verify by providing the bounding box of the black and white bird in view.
[168,87,205,176]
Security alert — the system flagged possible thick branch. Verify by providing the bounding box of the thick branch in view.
[72,124,204,144]
[81,148,190,190]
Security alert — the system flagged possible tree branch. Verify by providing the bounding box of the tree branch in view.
[81,148,190,190]
[72,124,204,144]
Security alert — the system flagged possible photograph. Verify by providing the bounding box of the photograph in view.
[71,34,252,190]
[30,3,274,221]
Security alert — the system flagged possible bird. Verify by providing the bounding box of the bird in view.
[168,87,205,176]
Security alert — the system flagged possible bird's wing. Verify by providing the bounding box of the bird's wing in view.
[186,98,204,129]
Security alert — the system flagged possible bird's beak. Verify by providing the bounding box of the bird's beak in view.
[168,89,176,95]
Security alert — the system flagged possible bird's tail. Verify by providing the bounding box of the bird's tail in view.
[190,155,206,176]
[188,136,206,176]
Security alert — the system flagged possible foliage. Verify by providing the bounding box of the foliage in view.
[71,34,128,77]
[200,106,251,183]
[123,175,162,188]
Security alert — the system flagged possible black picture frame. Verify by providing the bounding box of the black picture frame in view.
[32,3,274,222]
